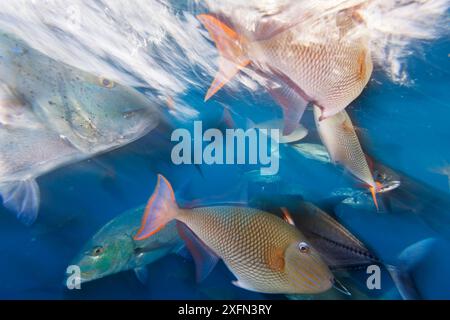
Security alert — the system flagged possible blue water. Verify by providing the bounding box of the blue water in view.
[0,24,449,300]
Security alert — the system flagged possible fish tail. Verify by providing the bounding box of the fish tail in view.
[134,175,179,241]
[197,14,250,101]
[386,238,437,300]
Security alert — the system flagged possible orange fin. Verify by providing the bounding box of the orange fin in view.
[369,185,379,212]
[197,14,250,101]
[281,207,296,226]
[176,221,219,282]
[134,175,178,241]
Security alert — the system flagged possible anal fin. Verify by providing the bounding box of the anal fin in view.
[176,221,219,282]
[0,179,40,225]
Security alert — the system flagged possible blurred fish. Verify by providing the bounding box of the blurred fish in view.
[197,6,372,134]
[292,143,331,164]
[290,142,402,209]
[281,203,377,269]
[0,32,160,225]
[278,203,425,299]
[313,107,381,209]
[373,163,450,240]
[222,106,308,144]
[430,163,450,192]
[134,175,334,295]
[248,119,308,144]
[71,206,183,284]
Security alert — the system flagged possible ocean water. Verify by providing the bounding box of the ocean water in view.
[0,1,449,300]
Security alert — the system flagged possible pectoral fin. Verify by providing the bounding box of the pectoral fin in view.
[0,179,40,225]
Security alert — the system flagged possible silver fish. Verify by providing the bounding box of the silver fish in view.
[0,32,160,224]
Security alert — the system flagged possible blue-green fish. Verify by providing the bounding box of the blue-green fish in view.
[0,32,160,224]
[71,206,183,283]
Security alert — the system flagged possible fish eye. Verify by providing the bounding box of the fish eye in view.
[98,77,115,89]
[298,242,310,254]
[91,246,105,257]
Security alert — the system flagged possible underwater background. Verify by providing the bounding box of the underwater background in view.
[0,1,449,300]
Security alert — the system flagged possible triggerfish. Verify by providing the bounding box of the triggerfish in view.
[134,175,334,294]
[71,206,183,284]
[278,203,426,300]
[0,32,160,225]
[313,106,382,209]
[197,6,372,135]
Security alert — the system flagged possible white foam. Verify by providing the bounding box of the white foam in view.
[0,0,447,104]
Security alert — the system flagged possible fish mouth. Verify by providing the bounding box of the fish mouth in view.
[78,269,100,283]
[377,180,401,193]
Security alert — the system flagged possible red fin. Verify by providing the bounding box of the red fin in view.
[134,175,178,241]
[197,14,250,101]
[369,185,379,212]
[281,207,296,226]
[176,221,219,282]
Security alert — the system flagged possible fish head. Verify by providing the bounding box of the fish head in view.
[62,73,160,153]
[71,232,135,283]
[284,240,334,293]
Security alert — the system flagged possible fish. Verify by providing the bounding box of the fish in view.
[292,143,332,164]
[277,203,424,300]
[223,106,308,144]
[248,119,308,144]
[312,106,381,209]
[197,6,372,135]
[430,163,450,192]
[281,203,377,269]
[0,32,160,224]
[70,206,183,284]
[134,175,334,295]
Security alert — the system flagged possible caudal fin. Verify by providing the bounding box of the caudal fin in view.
[197,14,250,101]
[387,238,436,300]
[134,175,178,241]
[0,179,40,226]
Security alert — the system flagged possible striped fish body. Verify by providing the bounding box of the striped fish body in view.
[313,106,375,189]
[178,206,333,294]
[247,14,372,119]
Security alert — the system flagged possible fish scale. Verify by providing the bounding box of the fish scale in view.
[314,106,375,188]
[177,206,329,293]
[134,175,334,294]
[251,23,372,118]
